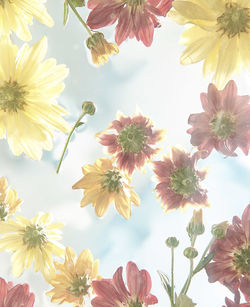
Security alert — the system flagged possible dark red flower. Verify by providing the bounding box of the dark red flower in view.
[96,112,165,175]
[87,0,173,46]
[206,204,250,303]
[91,261,158,307]
[0,277,35,307]
[152,147,209,212]
[187,80,250,158]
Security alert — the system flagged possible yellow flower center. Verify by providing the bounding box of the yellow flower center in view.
[0,203,8,221]
[0,81,27,113]
[210,111,236,139]
[22,224,47,249]
[217,2,250,37]
[170,167,199,198]
[102,170,122,193]
[68,275,90,297]
[118,124,146,153]
[233,246,250,275]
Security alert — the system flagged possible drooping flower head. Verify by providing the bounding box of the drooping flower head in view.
[91,261,158,307]
[187,81,250,158]
[152,147,209,213]
[0,0,53,41]
[0,277,35,307]
[0,176,22,221]
[0,212,65,281]
[206,204,250,303]
[87,0,173,47]
[86,32,119,66]
[169,0,250,89]
[96,112,165,175]
[47,247,101,306]
[72,158,140,219]
[0,36,70,160]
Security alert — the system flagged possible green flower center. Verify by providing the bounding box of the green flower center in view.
[22,224,47,249]
[233,246,250,275]
[68,275,90,297]
[102,170,122,193]
[126,0,145,6]
[210,111,235,139]
[118,124,146,153]
[0,81,27,113]
[170,167,199,197]
[128,300,143,307]
[0,203,8,221]
[217,2,250,37]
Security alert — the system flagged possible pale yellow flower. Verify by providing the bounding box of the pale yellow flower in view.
[169,0,250,89]
[0,212,65,281]
[72,158,140,219]
[0,0,54,41]
[0,36,70,160]
[47,246,101,306]
[0,176,22,221]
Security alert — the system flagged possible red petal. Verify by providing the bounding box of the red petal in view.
[241,204,250,243]
[240,277,250,302]
[113,266,130,300]
[126,261,143,298]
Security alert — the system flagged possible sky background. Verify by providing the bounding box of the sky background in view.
[0,1,249,306]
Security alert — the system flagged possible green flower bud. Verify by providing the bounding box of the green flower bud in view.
[82,101,96,116]
[211,221,229,239]
[165,237,179,248]
[184,247,198,259]
[186,209,205,238]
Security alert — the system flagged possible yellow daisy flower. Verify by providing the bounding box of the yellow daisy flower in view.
[0,212,65,281]
[72,158,140,219]
[0,0,54,41]
[47,246,101,306]
[169,0,250,89]
[0,176,22,221]
[0,36,70,160]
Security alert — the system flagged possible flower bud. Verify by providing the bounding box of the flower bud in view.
[184,247,198,259]
[82,101,96,116]
[211,221,229,239]
[186,209,205,237]
[165,237,179,248]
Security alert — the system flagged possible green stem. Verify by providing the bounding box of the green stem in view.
[171,247,175,306]
[56,111,86,174]
[67,0,93,36]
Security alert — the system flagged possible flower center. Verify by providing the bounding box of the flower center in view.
[128,299,143,307]
[126,0,145,6]
[233,246,250,275]
[217,2,250,37]
[0,81,27,113]
[0,203,8,221]
[118,124,146,153]
[170,167,199,197]
[102,170,122,193]
[22,224,47,249]
[68,275,90,297]
[210,111,235,139]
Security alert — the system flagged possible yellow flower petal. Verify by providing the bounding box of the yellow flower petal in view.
[173,1,216,21]
[239,33,250,71]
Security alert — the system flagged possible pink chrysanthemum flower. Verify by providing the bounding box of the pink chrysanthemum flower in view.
[96,112,165,175]
[223,297,250,307]
[206,204,250,303]
[91,261,158,307]
[0,277,35,306]
[152,147,209,213]
[187,80,250,158]
[87,0,173,47]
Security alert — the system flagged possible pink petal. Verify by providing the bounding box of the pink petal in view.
[115,7,134,45]
[113,267,130,300]
[153,160,174,178]
[126,261,143,298]
[0,278,8,303]
[207,83,222,112]
[240,277,250,302]
[139,269,152,299]
[156,0,173,16]
[91,296,117,307]
[222,80,238,111]
[144,293,158,305]
[171,147,190,168]
[241,204,250,242]
[92,280,121,303]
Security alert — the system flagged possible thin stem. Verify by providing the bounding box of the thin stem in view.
[56,111,86,174]
[171,247,175,306]
[67,0,93,36]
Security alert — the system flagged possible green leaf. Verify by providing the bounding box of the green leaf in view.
[63,0,69,26]
[157,271,172,298]
[176,294,196,307]
[193,250,215,275]
[72,0,85,7]
[76,122,84,128]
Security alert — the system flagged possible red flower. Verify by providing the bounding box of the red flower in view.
[206,204,250,303]
[223,297,250,307]
[0,277,35,306]
[187,80,250,158]
[152,147,209,213]
[91,261,158,306]
[87,0,173,47]
[96,112,165,175]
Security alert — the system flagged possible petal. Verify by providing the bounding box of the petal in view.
[126,261,143,297]
[112,266,130,300]
[241,204,250,243]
